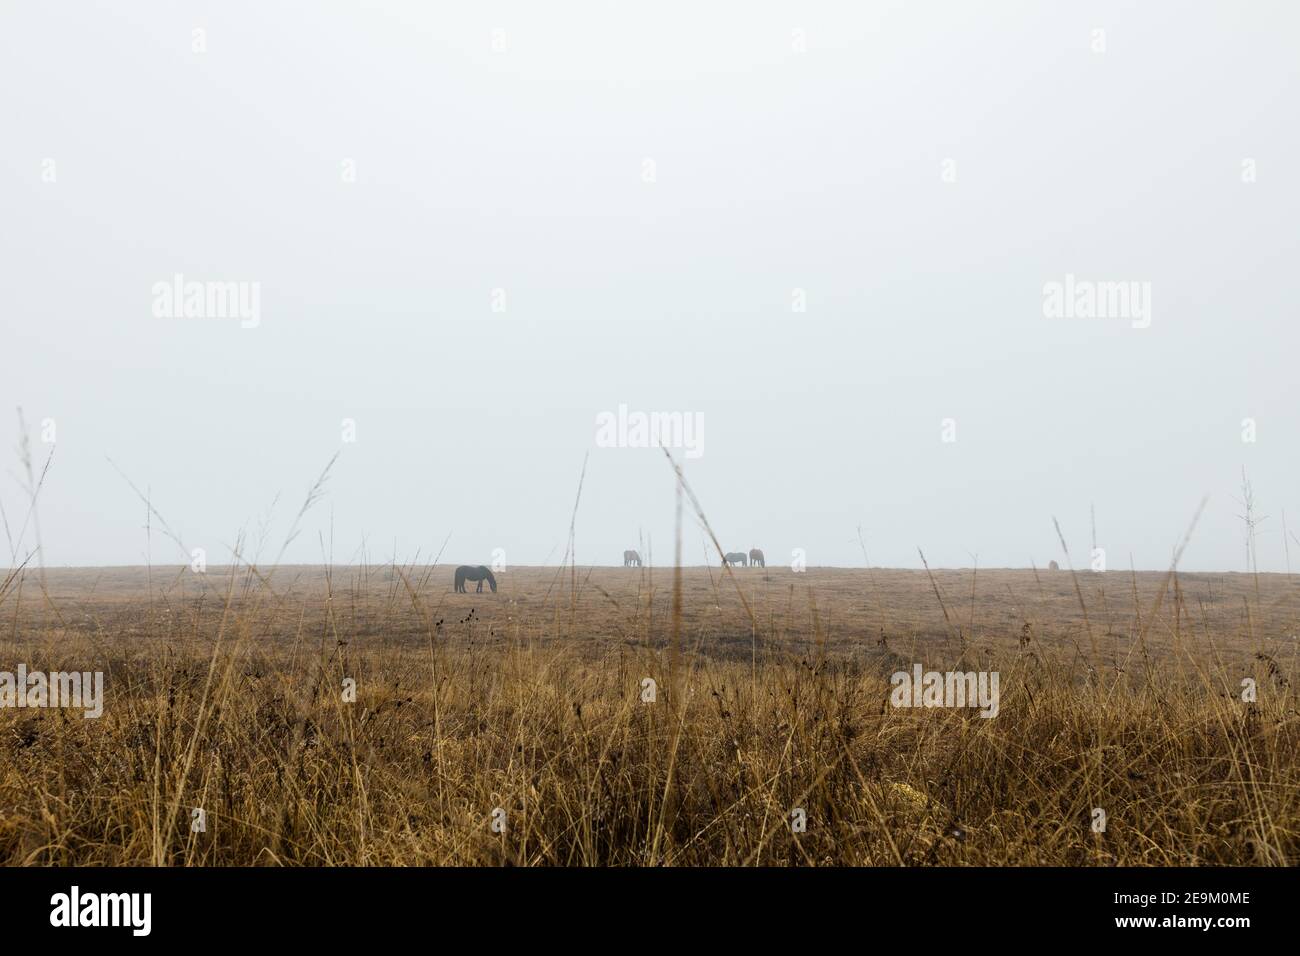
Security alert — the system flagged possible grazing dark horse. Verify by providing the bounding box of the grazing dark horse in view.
[454,565,497,593]
[722,551,748,567]
[623,549,642,567]
[748,548,765,568]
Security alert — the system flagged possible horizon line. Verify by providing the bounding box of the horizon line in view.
[9,563,1282,576]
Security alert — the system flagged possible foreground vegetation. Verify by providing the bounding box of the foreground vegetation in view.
[1,564,1295,865]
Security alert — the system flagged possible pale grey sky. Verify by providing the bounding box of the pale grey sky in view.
[2,1,1297,571]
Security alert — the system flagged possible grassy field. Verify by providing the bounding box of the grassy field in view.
[0,562,1297,865]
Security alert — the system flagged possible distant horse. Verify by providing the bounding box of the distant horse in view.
[454,565,497,593]
[748,548,765,568]
[722,552,748,567]
[623,549,642,567]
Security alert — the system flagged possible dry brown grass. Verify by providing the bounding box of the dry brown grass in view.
[0,563,1297,865]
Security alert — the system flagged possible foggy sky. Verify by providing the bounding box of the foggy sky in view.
[2,1,1298,572]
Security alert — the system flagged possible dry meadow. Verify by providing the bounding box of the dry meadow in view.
[1,561,1297,865]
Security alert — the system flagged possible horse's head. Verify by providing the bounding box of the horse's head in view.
[485,568,498,592]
